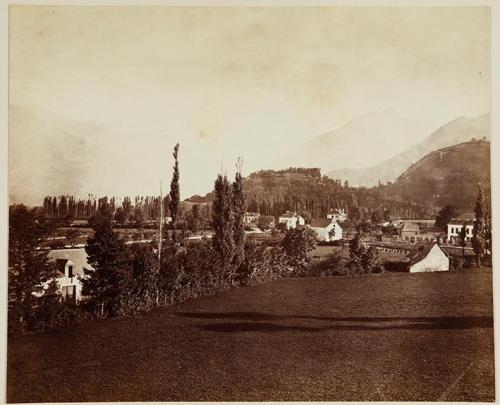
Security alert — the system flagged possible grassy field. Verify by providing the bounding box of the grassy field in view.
[7,270,494,402]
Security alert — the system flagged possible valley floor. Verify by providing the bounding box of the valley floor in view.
[7,269,495,402]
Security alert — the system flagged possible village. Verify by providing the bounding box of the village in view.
[44,202,481,304]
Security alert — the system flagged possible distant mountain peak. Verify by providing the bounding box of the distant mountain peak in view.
[326,113,490,187]
[275,110,435,173]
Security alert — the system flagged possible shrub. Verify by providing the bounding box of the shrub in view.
[237,245,290,286]
[27,297,86,333]
[308,253,346,277]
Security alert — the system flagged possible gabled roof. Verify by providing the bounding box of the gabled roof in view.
[245,212,260,217]
[328,208,343,214]
[458,212,475,221]
[309,218,334,228]
[401,222,419,232]
[408,243,447,267]
[449,219,475,226]
[48,248,93,277]
[280,212,298,219]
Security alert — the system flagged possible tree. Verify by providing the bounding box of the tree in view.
[211,174,235,285]
[349,230,380,274]
[484,202,492,263]
[65,229,80,246]
[459,225,467,256]
[114,207,128,225]
[133,206,145,230]
[257,215,275,231]
[370,210,383,224]
[435,204,458,231]
[8,205,59,333]
[232,158,246,269]
[83,206,129,317]
[169,143,180,225]
[472,184,486,267]
[120,244,159,315]
[383,209,392,222]
[280,227,317,273]
[187,204,201,233]
[122,196,133,217]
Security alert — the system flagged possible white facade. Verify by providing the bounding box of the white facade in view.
[278,213,305,230]
[447,223,474,242]
[47,248,92,303]
[409,244,449,273]
[309,221,343,242]
[56,260,83,302]
[327,208,347,222]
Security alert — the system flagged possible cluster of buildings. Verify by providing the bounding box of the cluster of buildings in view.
[277,208,347,243]
[44,209,479,303]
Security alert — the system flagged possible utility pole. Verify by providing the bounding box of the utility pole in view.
[159,182,163,264]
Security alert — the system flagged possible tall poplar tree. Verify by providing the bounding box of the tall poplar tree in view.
[169,143,180,225]
[472,184,486,267]
[211,174,235,285]
[232,158,246,269]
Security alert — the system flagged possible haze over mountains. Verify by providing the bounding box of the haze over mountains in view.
[327,113,490,186]
[276,111,490,187]
[275,110,435,173]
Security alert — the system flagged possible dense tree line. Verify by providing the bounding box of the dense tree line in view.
[41,193,211,231]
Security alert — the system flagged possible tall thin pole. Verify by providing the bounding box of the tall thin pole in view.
[155,182,163,307]
[159,181,163,264]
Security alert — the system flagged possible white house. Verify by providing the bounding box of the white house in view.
[327,208,347,222]
[447,213,475,243]
[243,212,261,224]
[408,243,449,273]
[47,248,93,303]
[308,218,343,242]
[278,212,305,230]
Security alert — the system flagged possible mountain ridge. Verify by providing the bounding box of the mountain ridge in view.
[327,113,490,186]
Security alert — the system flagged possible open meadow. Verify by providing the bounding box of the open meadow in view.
[7,269,494,402]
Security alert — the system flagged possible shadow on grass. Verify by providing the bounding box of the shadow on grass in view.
[175,312,493,333]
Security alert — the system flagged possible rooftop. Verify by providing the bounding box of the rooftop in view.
[48,248,93,277]
[309,218,334,228]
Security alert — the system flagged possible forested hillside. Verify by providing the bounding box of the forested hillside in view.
[187,167,435,220]
[380,139,491,210]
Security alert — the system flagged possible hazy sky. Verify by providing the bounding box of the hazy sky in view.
[9,6,490,204]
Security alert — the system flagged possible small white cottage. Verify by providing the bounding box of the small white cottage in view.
[308,218,343,242]
[408,242,449,273]
[47,248,93,303]
[278,212,305,230]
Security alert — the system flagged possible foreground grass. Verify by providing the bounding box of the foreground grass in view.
[8,269,494,402]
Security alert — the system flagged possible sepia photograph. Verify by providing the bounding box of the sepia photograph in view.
[3,2,496,402]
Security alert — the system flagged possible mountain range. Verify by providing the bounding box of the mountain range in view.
[275,110,435,175]
[326,113,490,187]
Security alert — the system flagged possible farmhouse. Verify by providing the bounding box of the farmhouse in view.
[408,242,449,273]
[308,218,343,242]
[278,212,305,230]
[447,213,475,243]
[399,222,420,242]
[47,248,93,302]
[326,208,347,222]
